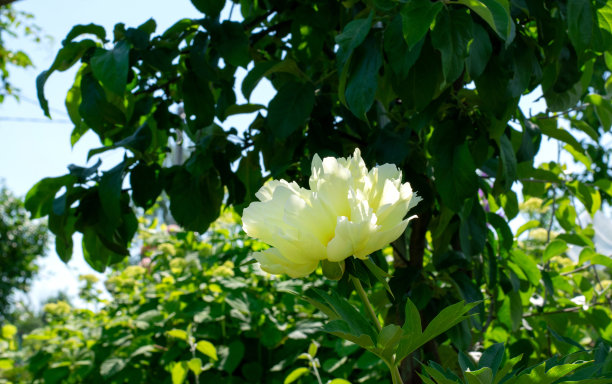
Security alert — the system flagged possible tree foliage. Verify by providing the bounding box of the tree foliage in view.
[26,0,612,381]
[0,186,48,320]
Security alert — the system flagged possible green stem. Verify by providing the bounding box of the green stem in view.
[350,275,403,384]
[350,275,382,332]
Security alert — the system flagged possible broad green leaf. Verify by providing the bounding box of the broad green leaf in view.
[171,361,188,384]
[182,71,215,129]
[567,0,593,53]
[362,258,393,297]
[547,325,586,351]
[511,249,541,286]
[487,212,513,251]
[166,329,188,341]
[567,180,601,216]
[384,15,424,78]
[468,23,493,79]
[508,361,590,384]
[478,343,504,376]
[494,355,522,384]
[100,357,126,378]
[166,167,223,233]
[508,291,522,332]
[37,40,97,117]
[400,0,443,48]
[284,367,309,384]
[130,162,162,209]
[378,324,403,361]
[329,380,352,384]
[594,1,612,51]
[579,247,612,269]
[98,161,125,224]
[241,60,306,100]
[191,0,224,17]
[536,117,586,155]
[187,358,202,375]
[224,103,265,116]
[421,364,459,384]
[90,40,130,95]
[308,341,318,357]
[465,367,493,384]
[217,341,244,374]
[595,179,612,197]
[542,239,568,262]
[79,72,126,129]
[323,320,376,349]
[498,135,517,190]
[62,23,107,44]
[196,340,218,361]
[431,9,472,83]
[212,21,250,67]
[586,94,612,131]
[516,220,539,237]
[314,289,378,344]
[430,125,479,211]
[267,81,314,138]
[335,11,373,53]
[345,35,382,119]
[455,0,512,40]
[25,175,75,218]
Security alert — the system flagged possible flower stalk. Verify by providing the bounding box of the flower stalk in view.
[350,275,403,384]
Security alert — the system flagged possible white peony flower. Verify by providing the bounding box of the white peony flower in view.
[242,149,420,278]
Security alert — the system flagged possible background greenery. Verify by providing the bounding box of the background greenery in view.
[1,0,612,382]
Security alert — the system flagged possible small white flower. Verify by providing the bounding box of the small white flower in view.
[570,295,589,310]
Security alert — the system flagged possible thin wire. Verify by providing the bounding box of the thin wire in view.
[0,116,71,123]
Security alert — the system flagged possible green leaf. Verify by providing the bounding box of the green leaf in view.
[90,40,130,95]
[362,258,393,297]
[542,239,568,262]
[79,72,126,130]
[212,21,250,68]
[191,0,224,18]
[487,212,513,251]
[335,11,373,53]
[182,71,215,129]
[431,9,472,83]
[323,320,376,349]
[430,125,478,211]
[267,81,315,138]
[82,227,125,272]
[98,161,125,224]
[100,358,126,378]
[579,247,612,269]
[567,0,593,52]
[536,118,586,155]
[384,15,424,78]
[37,40,97,117]
[511,249,541,286]
[478,343,504,376]
[345,35,382,119]
[465,367,493,384]
[498,135,517,190]
[400,0,443,48]
[25,175,75,218]
[166,167,223,233]
[586,94,612,131]
[508,291,522,332]
[187,358,202,375]
[63,23,107,44]
[595,179,612,197]
[171,361,188,384]
[167,329,188,341]
[196,340,218,361]
[455,0,512,40]
[218,341,244,374]
[313,288,378,345]
[468,23,493,79]
[284,367,310,384]
[130,163,162,209]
